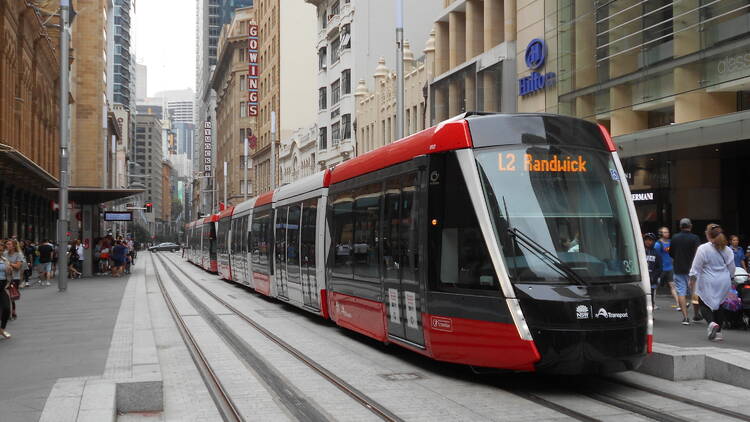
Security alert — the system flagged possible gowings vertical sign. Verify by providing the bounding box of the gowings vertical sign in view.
[248,24,259,116]
[204,122,212,177]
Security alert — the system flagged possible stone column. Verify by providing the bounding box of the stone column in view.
[466,0,484,59]
[484,0,504,50]
[504,0,516,42]
[434,22,449,76]
[448,12,466,68]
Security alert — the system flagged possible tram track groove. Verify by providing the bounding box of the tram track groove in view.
[157,253,404,422]
[604,377,750,422]
[149,254,244,422]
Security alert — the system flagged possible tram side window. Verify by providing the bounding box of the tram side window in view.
[400,174,420,285]
[251,210,272,274]
[300,198,317,282]
[287,204,301,283]
[209,222,217,257]
[330,193,354,280]
[353,183,382,282]
[434,154,498,291]
[275,207,288,274]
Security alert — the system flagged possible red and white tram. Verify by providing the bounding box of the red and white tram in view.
[185,113,652,373]
[185,213,219,273]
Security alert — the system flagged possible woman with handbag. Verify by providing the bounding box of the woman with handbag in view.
[689,224,735,341]
[4,239,25,320]
[0,242,14,339]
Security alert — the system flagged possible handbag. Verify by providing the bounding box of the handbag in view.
[7,282,20,301]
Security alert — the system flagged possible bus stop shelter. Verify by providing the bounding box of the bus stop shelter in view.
[48,187,144,277]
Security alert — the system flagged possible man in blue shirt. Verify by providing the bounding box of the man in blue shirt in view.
[655,226,678,311]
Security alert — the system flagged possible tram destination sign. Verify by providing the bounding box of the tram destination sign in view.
[497,152,588,173]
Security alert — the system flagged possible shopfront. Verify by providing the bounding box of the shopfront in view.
[622,138,750,240]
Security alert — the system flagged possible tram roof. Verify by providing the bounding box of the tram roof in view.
[274,170,330,203]
[329,119,471,185]
[255,191,274,208]
[232,197,256,216]
[217,206,234,220]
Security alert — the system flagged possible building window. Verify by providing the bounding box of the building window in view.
[240,102,246,117]
[240,128,246,144]
[331,79,340,105]
[240,75,246,91]
[330,37,340,64]
[319,87,327,110]
[342,69,351,95]
[331,121,341,146]
[331,0,339,16]
[318,47,327,70]
[342,114,351,140]
[341,24,351,49]
[319,127,328,150]
[240,47,245,62]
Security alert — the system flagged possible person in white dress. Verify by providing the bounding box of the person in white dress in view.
[689,223,734,341]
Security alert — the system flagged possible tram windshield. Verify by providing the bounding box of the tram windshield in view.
[475,145,640,284]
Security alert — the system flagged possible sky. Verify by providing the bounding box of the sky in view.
[133,0,196,96]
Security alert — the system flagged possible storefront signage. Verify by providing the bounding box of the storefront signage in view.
[497,152,588,173]
[631,192,654,202]
[519,38,556,97]
[248,24,259,116]
[104,211,132,222]
[204,122,212,177]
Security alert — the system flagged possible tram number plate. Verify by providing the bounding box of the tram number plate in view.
[430,316,453,332]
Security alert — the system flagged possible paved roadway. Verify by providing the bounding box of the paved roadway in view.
[652,294,750,350]
[0,275,128,422]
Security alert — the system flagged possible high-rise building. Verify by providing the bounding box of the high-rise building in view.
[305,0,440,169]
[250,0,317,194]
[212,7,256,204]
[134,106,165,220]
[167,101,195,124]
[135,62,148,103]
[70,0,117,188]
[195,0,254,212]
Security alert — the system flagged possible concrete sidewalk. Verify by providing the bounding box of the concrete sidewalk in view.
[0,273,129,422]
[652,294,750,350]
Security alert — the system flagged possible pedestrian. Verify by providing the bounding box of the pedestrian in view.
[644,233,662,310]
[0,242,14,339]
[75,239,85,275]
[37,239,54,286]
[111,240,128,277]
[689,224,734,341]
[4,239,26,320]
[729,235,747,271]
[670,218,702,325]
[68,242,81,279]
[22,240,34,287]
[655,226,679,310]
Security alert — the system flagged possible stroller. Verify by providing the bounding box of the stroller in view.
[727,267,750,329]
[732,267,750,329]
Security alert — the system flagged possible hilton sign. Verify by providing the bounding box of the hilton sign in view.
[248,24,259,116]
[518,38,556,97]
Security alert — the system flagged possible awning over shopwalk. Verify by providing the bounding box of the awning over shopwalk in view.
[46,187,145,204]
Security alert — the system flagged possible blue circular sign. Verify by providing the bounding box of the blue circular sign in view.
[525,38,546,70]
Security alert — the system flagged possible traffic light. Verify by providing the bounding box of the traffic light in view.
[145,202,153,213]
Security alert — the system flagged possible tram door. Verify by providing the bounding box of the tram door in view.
[383,172,424,346]
[275,207,289,298]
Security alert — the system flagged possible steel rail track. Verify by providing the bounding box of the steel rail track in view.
[159,253,403,422]
[605,377,750,422]
[149,254,244,422]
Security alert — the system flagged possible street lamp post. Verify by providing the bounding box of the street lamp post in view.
[395,0,405,140]
[57,0,71,292]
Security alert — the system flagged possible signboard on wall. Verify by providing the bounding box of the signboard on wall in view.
[248,24,259,116]
[204,122,212,177]
[518,38,556,97]
[104,211,133,221]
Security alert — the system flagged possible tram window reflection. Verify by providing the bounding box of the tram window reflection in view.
[354,183,382,282]
[331,193,354,279]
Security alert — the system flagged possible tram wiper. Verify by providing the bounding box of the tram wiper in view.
[506,227,588,286]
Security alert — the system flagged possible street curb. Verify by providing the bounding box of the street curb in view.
[638,342,750,389]
[39,259,164,421]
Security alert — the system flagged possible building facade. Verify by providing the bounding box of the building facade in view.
[0,1,60,240]
[212,7,256,205]
[167,101,194,124]
[306,0,441,169]
[250,0,317,194]
[134,108,164,221]
[279,125,318,185]
[355,39,434,155]
[430,0,518,124]
[514,0,750,238]
[69,0,115,188]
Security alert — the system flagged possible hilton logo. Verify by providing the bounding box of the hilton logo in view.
[519,38,556,97]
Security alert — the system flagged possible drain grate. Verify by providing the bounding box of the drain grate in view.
[379,372,423,381]
[255,309,288,318]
